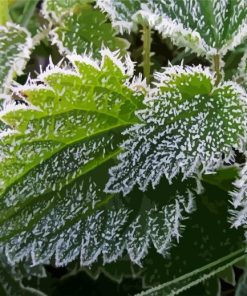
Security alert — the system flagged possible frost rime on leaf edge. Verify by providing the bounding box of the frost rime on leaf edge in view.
[0,22,33,94]
[105,65,247,196]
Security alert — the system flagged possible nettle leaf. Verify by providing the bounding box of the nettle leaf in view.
[42,0,94,19]
[0,250,46,296]
[230,162,247,229]
[97,0,247,59]
[106,65,247,195]
[42,0,128,58]
[236,269,247,296]
[0,50,194,267]
[0,22,32,93]
[81,172,244,294]
[96,0,142,33]
[136,248,244,296]
[234,52,247,89]
[148,0,247,58]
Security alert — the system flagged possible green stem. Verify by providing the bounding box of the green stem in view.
[212,54,222,85]
[0,0,9,26]
[142,24,151,84]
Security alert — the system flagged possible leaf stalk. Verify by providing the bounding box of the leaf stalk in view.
[212,54,222,85]
[142,24,151,84]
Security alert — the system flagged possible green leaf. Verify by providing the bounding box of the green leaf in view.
[234,51,247,89]
[0,50,195,267]
[135,245,244,295]
[224,42,247,81]
[81,179,244,295]
[96,0,142,33]
[230,162,247,230]
[217,266,236,286]
[42,0,128,58]
[43,0,93,19]
[97,0,247,59]
[0,50,139,263]
[0,22,32,93]
[0,250,46,296]
[106,65,247,195]
[202,165,239,192]
[236,268,247,296]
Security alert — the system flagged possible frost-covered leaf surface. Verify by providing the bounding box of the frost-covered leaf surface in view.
[80,172,244,294]
[0,22,32,93]
[0,50,194,267]
[43,0,128,57]
[132,179,245,295]
[97,0,247,58]
[43,0,93,19]
[0,50,141,264]
[106,65,247,195]
[234,52,247,89]
[230,163,247,230]
[96,0,142,33]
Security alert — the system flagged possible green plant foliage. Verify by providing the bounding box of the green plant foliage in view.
[0,22,32,93]
[106,65,247,195]
[43,0,93,19]
[67,173,244,295]
[234,52,247,89]
[236,269,247,296]
[0,51,197,269]
[133,181,245,295]
[137,250,244,296]
[97,0,247,59]
[42,0,128,57]
[1,1,247,295]
[96,0,142,33]
[0,250,46,296]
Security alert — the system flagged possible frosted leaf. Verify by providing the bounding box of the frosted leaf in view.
[0,175,196,266]
[234,52,247,89]
[0,48,195,267]
[0,250,45,296]
[43,0,93,20]
[42,0,128,58]
[106,65,247,195]
[229,163,247,230]
[102,208,130,263]
[96,0,142,33]
[150,0,247,58]
[0,22,32,93]
[0,50,143,201]
[97,0,247,58]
